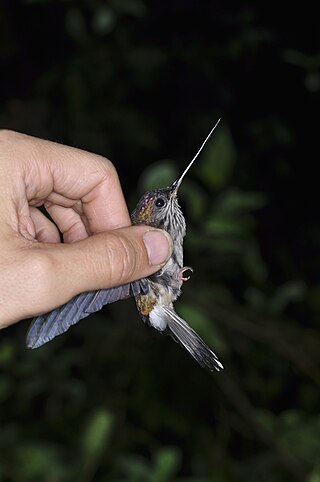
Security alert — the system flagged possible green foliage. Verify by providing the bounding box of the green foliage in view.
[82,410,114,459]
[14,443,64,481]
[0,1,319,482]
[140,161,178,192]
[246,280,307,314]
[198,126,236,190]
[116,447,181,482]
[178,304,226,354]
[80,409,115,479]
[256,410,320,468]
[115,447,211,482]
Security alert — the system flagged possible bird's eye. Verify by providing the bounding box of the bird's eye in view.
[155,198,165,208]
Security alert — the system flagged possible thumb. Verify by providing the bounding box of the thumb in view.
[36,225,172,307]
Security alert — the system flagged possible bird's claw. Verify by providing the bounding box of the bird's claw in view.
[177,266,193,282]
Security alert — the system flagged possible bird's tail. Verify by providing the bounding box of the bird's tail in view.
[161,306,223,371]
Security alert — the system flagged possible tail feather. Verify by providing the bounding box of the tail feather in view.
[161,306,223,371]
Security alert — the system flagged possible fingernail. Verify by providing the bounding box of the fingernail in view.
[143,230,172,266]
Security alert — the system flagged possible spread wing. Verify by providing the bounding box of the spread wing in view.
[26,280,149,349]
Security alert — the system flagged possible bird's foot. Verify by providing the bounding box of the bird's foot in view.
[177,266,193,282]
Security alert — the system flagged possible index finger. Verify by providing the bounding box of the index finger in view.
[2,130,131,232]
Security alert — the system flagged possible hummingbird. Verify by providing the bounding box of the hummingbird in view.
[26,120,223,372]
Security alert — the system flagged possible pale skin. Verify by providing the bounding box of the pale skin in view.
[0,130,172,328]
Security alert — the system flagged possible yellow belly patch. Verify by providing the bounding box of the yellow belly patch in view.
[136,294,157,317]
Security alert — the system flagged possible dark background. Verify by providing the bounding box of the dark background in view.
[0,1,319,481]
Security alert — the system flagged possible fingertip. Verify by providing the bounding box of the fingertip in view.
[143,229,173,266]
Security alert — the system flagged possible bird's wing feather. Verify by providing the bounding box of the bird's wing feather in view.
[161,306,223,371]
[26,280,148,349]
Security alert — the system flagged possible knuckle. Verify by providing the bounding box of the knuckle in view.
[96,155,117,176]
[101,156,117,174]
[26,252,57,300]
[106,159,117,177]
[97,156,119,182]
[0,129,18,148]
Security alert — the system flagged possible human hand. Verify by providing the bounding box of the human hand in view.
[0,130,172,327]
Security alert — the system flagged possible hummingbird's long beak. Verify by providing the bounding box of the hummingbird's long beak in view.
[170,118,221,196]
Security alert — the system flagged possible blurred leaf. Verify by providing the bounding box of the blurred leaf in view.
[215,188,267,214]
[178,304,226,353]
[82,409,114,461]
[277,412,320,464]
[205,189,266,241]
[14,443,64,481]
[140,160,178,191]
[269,281,307,314]
[128,47,167,83]
[309,466,320,482]
[307,284,320,313]
[0,377,12,403]
[66,7,87,39]
[305,72,320,93]
[178,479,211,482]
[283,49,320,70]
[112,0,147,17]
[198,126,236,190]
[244,286,268,309]
[242,239,268,282]
[255,409,277,434]
[153,446,181,480]
[180,179,207,220]
[205,215,244,236]
[246,281,306,313]
[117,454,152,481]
[255,410,320,467]
[0,340,15,366]
[92,7,116,35]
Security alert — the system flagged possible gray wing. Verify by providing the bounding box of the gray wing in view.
[26,280,149,349]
